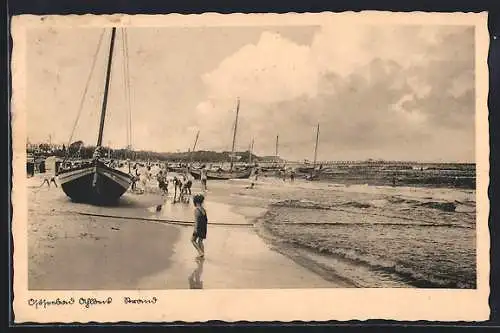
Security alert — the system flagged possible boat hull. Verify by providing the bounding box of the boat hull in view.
[167,166,189,173]
[191,168,252,180]
[296,166,315,174]
[57,162,133,204]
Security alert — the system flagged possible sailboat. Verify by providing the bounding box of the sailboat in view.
[260,134,283,172]
[190,98,252,180]
[167,130,199,173]
[298,123,321,179]
[56,28,134,204]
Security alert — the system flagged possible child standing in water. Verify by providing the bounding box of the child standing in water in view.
[191,194,208,258]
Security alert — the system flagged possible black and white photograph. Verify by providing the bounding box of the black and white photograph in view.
[12,12,489,322]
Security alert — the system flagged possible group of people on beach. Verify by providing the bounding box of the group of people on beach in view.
[157,169,208,259]
[152,169,195,202]
[143,165,208,259]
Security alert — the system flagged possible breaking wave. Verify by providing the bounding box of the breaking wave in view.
[272,197,475,213]
[262,191,476,289]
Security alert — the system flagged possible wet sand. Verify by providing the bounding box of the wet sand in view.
[28,176,179,289]
[27,174,343,289]
[28,173,472,289]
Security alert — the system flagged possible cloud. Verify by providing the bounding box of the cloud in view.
[202,31,317,104]
[194,25,475,161]
[26,25,475,162]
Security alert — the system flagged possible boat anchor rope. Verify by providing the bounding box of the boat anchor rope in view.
[63,211,255,227]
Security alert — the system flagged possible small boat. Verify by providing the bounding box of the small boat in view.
[190,167,252,180]
[296,166,315,174]
[166,164,189,173]
[57,28,134,204]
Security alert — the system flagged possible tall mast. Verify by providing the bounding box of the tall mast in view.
[313,123,320,167]
[189,130,200,167]
[97,27,117,147]
[249,138,254,164]
[275,135,279,161]
[230,98,240,171]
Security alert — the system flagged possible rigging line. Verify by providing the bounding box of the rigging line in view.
[60,211,254,227]
[120,28,127,147]
[123,28,133,149]
[120,28,130,148]
[120,29,129,148]
[124,28,132,148]
[126,30,133,149]
[65,29,106,159]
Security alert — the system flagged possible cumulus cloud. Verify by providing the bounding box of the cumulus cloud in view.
[194,24,475,161]
[202,32,317,104]
[27,25,475,162]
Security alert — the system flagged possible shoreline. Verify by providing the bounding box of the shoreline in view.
[202,179,475,289]
[202,183,388,288]
[28,177,344,289]
[27,174,475,289]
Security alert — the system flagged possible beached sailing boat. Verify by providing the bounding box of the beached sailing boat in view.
[191,98,252,180]
[57,28,134,204]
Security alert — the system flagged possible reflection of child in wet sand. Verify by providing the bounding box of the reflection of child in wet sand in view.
[191,194,208,259]
[188,257,204,289]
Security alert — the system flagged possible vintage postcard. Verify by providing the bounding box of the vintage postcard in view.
[11,11,490,323]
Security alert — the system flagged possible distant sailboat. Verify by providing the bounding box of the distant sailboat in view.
[191,98,252,180]
[260,134,282,172]
[297,123,321,178]
[57,28,134,204]
[188,130,200,170]
[167,130,200,173]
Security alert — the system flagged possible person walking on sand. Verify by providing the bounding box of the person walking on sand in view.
[131,166,140,191]
[200,165,208,192]
[157,170,168,195]
[191,194,208,258]
[182,175,193,196]
[178,174,188,201]
[41,174,58,188]
[172,176,183,202]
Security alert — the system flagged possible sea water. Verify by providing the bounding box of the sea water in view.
[241,178,476,288]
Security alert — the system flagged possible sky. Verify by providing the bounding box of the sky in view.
[26,24,475,162]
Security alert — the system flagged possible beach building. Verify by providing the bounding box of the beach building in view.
[45,156,63,175]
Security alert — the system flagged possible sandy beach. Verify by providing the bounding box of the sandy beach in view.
[27,172,476,290]
[27,174,347,289]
